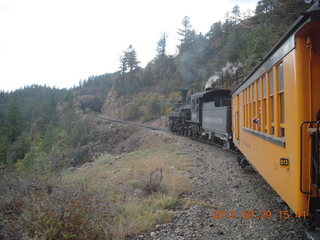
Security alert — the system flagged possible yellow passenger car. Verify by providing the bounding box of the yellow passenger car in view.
[232,2,320,235]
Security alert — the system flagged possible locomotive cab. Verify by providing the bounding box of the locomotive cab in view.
[190,88,232,148]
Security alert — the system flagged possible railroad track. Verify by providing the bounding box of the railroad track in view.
[97,116,169,132]
[98,116,239,151]
[98,116,241,159]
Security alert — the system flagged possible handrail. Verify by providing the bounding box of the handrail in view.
[300,121,315,194]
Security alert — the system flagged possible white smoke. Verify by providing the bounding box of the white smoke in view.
[205,74,220,89]
[222,62,243,75]
[205,62,243,89]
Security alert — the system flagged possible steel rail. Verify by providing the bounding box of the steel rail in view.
[97,116,169,132]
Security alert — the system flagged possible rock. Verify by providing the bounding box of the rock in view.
[217,231,224,235]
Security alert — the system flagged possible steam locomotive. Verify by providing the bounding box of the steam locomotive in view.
[168,88,233,149]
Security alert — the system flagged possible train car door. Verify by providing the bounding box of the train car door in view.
[309,30,320,195]
[233,95,240,141]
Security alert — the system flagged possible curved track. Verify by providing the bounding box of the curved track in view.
[97,116,169,132]
[97,116,238,154]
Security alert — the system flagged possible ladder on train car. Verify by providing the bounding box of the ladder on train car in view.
[301,121,320,236]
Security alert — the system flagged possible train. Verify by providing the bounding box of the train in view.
[168,2,320,239]
[168,88,233,148]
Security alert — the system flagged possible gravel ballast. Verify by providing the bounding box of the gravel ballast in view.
[130,131,307,240]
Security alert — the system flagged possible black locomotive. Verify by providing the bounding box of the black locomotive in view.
[168,88,232,149]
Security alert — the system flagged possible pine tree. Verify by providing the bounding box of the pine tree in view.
[125,45,140,73]
[156,33,168,56]
[177,16,197,53]
[5,97,22,143]
[255,0,275,14]
[119,54,127,75]
[207,21,224,50]
[177,16,192,43]
[119,45,140,75]
[231,5,241,24]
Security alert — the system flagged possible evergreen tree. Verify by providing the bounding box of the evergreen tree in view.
[255,0,275,14]
[231,5,241,24]
[119,45,140,75]
[125,45,140,73]
[156,33,168,56]
[207,21,224,51]
[5,97,22,143]
[42,94,58,129]
[119,54,127,75]
[177,16,192,43]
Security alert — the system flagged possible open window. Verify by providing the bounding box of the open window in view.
[278,63,285,137]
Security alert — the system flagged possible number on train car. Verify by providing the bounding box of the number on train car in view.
[280,158,289,168]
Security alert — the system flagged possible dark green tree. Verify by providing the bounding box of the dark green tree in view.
[207,21,224,51]
[119,54,127,75]
[231,5,241,24]
[156,33,168,56]
[42,94,58,129]
[125,45,140,73]
[5,97,22,143]
[255,0,275,14]
[177,16,192,43]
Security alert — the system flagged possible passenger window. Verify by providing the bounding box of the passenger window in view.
[268,70,275,135]
[269,70,274,95]
[257,79,261,100]
[262,76,266,98]
[253,83,256,130]
[243,90,247,128]
[269,70,274,123]
[262,76,267,133]
[278,63,285,137]
[278,63,284,92]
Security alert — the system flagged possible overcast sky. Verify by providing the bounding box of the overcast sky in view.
[0,0,258,91]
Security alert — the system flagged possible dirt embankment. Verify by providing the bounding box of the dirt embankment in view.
[101,88,127,119]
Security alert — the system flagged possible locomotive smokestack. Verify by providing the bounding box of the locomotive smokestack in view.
[180,90,188,102]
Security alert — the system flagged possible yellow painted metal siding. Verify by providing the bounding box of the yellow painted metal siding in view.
[233,51,306,214]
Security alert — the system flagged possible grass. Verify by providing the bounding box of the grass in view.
[0,143,191,239]
[60,144,191,239]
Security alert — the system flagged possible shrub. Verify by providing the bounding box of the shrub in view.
[77,95,103,113]
[0,171,113,240]
[123,103,141,120]
[142,168,167,195]
[23,184,111,240]
[143,95,166,122]
[6,131,31,164]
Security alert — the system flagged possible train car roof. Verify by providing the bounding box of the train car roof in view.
[191,88,231,99]
[231,1,320,97]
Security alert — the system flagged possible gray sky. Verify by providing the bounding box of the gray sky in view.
[0,0,258,91]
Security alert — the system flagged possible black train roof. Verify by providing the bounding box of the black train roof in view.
[191,88,231,100]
